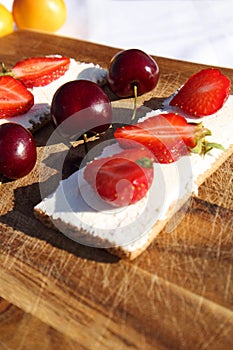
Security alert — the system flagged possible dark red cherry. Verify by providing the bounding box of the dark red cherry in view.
[0,123,37,179]
[51,80,112,138]
[107,48,160,98]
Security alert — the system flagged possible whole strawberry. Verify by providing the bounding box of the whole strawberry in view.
[84,148,154,207]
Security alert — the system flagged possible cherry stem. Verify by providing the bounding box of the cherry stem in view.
[131,84,138,121]
[83,133,89,155]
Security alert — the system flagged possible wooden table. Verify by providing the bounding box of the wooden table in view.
[0,30,233,350]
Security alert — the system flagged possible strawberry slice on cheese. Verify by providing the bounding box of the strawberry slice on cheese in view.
[12,56,70,88]
[0,76,34,118]
[169,68,230,117]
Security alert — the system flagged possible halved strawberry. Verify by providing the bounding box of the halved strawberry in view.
[11,56,70,88]
[84,148,154,207]
[114,113,224,163]
[0,76,34,118]
[169,68,230,117]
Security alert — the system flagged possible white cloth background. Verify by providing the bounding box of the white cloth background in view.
[2,0,233,68]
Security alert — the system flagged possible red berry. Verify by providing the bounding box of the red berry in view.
[169,68,230,117]
[107,49,159,98]
[114,113,219,163]
[12,56,70,88]
[84,148,154,207]
[0,76,34,118]
[0,123,37,179]
[51,80,112,138]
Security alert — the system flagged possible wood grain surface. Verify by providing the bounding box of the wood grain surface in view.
[0,297,81,349]
[0,30,233,350]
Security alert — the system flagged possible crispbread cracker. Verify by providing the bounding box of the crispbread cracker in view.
[34,94,233,259]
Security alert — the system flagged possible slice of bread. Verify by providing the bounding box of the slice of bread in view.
[34,95,233,260]
[0,57,107,133]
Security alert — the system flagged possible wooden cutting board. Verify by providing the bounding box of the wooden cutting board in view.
[0,30,232,350]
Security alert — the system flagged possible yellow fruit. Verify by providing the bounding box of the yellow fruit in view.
[0,4,14,37]
[12,0,67,33]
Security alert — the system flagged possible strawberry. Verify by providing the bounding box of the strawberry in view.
[114,113,225,164]
[84,148,154,207]
[11,56,70,88]
[0,76,34,118]
[169,68,230,117]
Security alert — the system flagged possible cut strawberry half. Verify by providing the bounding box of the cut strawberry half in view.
[11,56,70,88]
[0,76,34,118]
[114,113,225,163]
[84,148,154,207]
[169,68,231,117]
